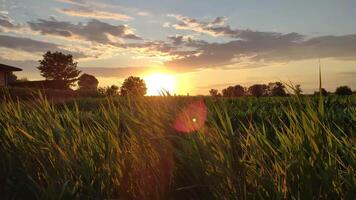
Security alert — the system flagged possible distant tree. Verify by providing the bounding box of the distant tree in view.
[38,51,81,88]
[107,85,119,96]
[99,85,119,96]
[233,85,245,97]
[209,89,220,97]
[314,88,328,96]
[120,76,147,96]
[294,84,303,96]
[7,73,28,84]
[78,73,99,90]
[335,86,352,96]
[268,82,287,96]
[222,85,245,97]
[7,72,17,83]
[222,86,233,97]
[248,84,268,97]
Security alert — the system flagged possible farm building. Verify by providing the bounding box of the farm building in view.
[0,63,22,86]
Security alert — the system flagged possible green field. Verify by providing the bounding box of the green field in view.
[0,94,355,199]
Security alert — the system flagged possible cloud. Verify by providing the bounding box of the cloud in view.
[80,67,153,78]
[164,32,356,70]
[163,16,356,70]
[57,7,132,21]
[28,18,142,44]
[167,15,304,41]
[0,12,21,31]
[137,12,150,16]
[0,34,88,59]
[168,15,239,37]
[56,0,91,6]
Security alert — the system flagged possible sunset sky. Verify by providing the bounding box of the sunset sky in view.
[1,0,355,95]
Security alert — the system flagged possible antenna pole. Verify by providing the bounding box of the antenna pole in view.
[318,57,322,92]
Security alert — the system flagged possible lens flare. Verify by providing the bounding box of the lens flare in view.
[173,100,208,133]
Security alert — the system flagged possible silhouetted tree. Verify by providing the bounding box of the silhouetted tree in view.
[335,86,352,96]
[209,89,220,97]
[120,76,147,96]
[222,85,245,97]
[248,84,268,97]
[38,51,81,88]
[107,85,119,96]
[78,73,99,90]
[294,84,302,95]
[314,88,328,96]
[222,86,233,97]
[268,82,287,96]
[7,72,17,83]
[233,85,245,97]
[7,73,28,84]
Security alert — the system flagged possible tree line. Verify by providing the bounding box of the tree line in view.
[210,82,353,97]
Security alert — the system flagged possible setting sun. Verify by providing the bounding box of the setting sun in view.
[144,73,176,96]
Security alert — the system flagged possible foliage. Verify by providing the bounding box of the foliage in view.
[314,88,328,96]
[120,76,147,96]
[0,94,355,199]
[209,89,220,97]
[98,85,119,96]
[78,73,99,90]
[222,85,245,97]
[248,84,268,97]
[37,51,81,87]
[7,72,17,83]
[268,81,287,96]
[294,84,302,95]
[335,85,353,96]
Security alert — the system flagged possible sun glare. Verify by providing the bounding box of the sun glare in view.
[144,73,176,96]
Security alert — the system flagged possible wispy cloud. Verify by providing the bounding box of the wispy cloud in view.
[167,15,239,37]
[56,0,95,7]
[0,34,88,60]
[28,18,142,44]
[0,11,21,31]
[137,11,150,16]
[57,7,132,21]
[80,67,154,78]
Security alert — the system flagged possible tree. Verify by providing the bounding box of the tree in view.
[268,82,287,96]
[7,72,17,83]
[38,51,81,87]
[222,86,234,97]
[248,84,268,97]
[120,76,147,96]
[222,85,245,97]
[233,85,245,97]
[107,85,119,96]
[78,73,99,90]
[294,84,302,96]
[209,89,220,97]
[335,86,352,96]
[314,88,328,96]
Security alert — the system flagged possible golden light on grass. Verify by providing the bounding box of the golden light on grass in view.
[144,73,177,96]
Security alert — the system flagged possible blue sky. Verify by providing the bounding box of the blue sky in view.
[0,0,355,94]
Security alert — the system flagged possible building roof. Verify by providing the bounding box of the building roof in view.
[0,63,22,72]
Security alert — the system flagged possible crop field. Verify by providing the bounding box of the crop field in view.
[0,94,355,199]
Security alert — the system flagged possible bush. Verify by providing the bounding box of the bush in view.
[335,86,353,96]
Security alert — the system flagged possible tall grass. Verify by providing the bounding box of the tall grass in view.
[0,94,355,199]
